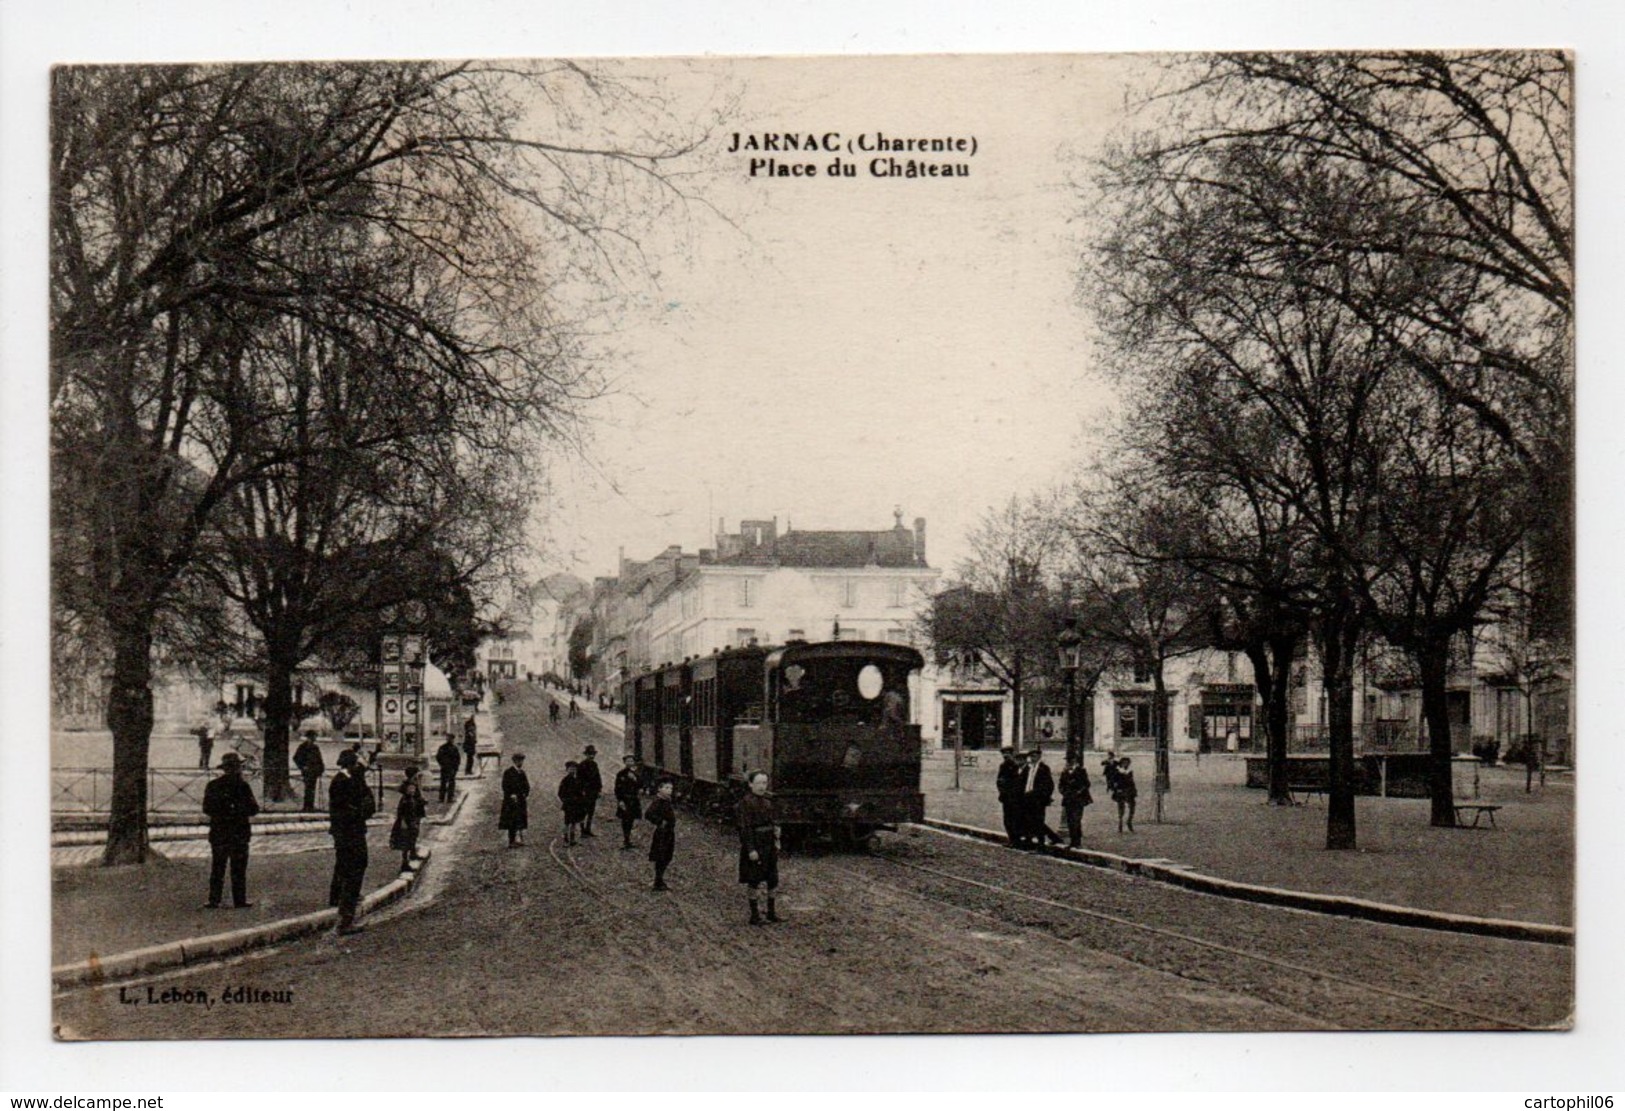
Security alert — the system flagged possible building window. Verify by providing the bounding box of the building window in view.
[1132,660,1153,684]
[887,579,907,607]
[843,578,859,607]
[1116,696,1154,740]
[885,627,909,644]
[737,578,757,607]
[787,628,805,642]
[735,628,756,648]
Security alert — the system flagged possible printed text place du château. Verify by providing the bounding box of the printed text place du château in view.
[729,131,978,180]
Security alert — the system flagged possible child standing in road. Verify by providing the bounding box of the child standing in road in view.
[391,770,428,872]
[645,779,677,890]
[558,760,584,845]
[1112,756,1137,833]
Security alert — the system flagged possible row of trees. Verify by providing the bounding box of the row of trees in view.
[51,62,707,863]
[928,52,1572,851]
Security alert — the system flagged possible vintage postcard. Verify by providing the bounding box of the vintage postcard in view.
[46,51,1574,1042]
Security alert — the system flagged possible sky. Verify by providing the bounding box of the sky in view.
[531,55,1143,586]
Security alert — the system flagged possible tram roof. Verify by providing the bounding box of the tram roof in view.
[763,640,924,671]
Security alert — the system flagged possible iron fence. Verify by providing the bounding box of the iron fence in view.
[52,767,213,814]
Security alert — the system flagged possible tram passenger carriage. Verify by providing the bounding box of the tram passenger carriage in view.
[622,640,926,846]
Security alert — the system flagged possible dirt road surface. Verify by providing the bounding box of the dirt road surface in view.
[55,684,1571,1039]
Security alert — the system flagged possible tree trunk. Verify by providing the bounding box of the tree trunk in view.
[261,651,297,802]
[102,621,155,865]
[1152,664,1171,801]
[1319,612,1360,851]
[1248,637,1296,805]
[1010,657,1024,752]
[1418,640,1458,827]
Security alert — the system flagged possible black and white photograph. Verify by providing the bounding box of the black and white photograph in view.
[4,0,1620,1095]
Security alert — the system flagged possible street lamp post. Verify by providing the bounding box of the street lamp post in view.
[1057,621,1082,766]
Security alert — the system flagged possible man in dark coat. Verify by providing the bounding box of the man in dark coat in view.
[737,771,780,924]
[995,747,1024,848]
[1058,756,1093,850]
[577,745,603,837]
[328,748,376,935]
[435,734,462,803]
[202,752,260,908]
[499,753,531,846]
[462,715,478,775]
[292,730,325,813]
[1022,749,1061,849]
[614,753,643,849]
[645,778,677,890]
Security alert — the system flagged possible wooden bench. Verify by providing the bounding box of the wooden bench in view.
[1288,783,1327,805]
[1453,803,1502,828]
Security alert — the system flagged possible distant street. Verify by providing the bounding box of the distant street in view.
[55,684,1572,1039]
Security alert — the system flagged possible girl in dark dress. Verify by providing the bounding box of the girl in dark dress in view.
[498,753,530,847]
[644,779,677,890]
[737,771,780,925]
[390,770,428,872]
[557,761,584,845]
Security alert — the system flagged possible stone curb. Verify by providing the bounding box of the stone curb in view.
[52,848,433,991]
[914,818,1574,948]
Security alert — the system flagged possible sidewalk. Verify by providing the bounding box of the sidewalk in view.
[923,751,1574,927]
[51,779,474,972]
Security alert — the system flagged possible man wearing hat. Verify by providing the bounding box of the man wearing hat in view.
[292,729,325,813]
[328,748,377,934]
[577,744,603,838]
[202,752,260,908]
[614,753,644,849]
[995,746,1025,848]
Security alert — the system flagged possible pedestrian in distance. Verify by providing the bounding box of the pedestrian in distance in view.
[1022,748,1062,850]
[738,770,781,925]
[569,697,579,719]
[645,778,677,890]
[293,729,326,813]
[1112,756,1138,833]
[1101,750,1121,800]
[614,753,644,849]
[328,748,376,935]
[995,746,1024,849]
[499,753,530,847]
[549,699,561,726]
[577,744,603,837]
[462,716,478,775]
[391,769,428,873]
[194,723,215,771]
[435,732,462,804]
[202,751,260,909]
[1058,755,1093,850]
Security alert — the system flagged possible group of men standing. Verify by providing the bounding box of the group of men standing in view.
[201,731,428,937]
[996,746,1096,851]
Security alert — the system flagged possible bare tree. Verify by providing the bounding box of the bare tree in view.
[51,62,711,863]
[921,495,1066,753]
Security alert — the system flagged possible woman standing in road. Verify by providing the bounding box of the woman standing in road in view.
[737,771,780,925]
[644,778,677,890]
[498,753,530,847]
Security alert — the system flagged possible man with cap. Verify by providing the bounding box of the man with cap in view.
[202,751,260,908]
[434,731,462,804]
[577,744,603,837]
[292,729,325,813]
[1022,747,1062,850]
[328,747,377,935]
[995,746,1025,848]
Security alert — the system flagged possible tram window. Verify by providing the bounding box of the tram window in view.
[857,664,884,700]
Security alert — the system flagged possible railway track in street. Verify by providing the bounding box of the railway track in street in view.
[832,849,1551,1032]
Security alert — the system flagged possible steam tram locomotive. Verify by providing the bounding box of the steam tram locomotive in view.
[623,640,926,846]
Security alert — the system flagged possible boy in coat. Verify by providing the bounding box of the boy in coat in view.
[328,748,376,935]
[577,745,603,837]
[435,734,462,803]
[614,754,643,849]
[737,771,780,925]
[644,778,677,890]
[556,760,583,845]
[1058,756,1092,849]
